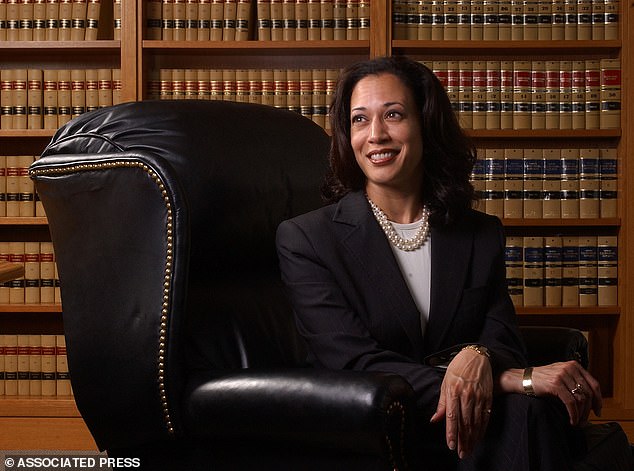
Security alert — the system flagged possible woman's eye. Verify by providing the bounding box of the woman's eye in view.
[351,115,365,124]
[386,110,402,119]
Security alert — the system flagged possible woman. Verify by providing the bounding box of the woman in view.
[276,56,601,470]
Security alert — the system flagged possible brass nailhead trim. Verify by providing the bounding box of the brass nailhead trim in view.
[31,160,176,436]
[385,401,408,471]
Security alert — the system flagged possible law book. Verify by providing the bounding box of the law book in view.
[13,68,28,130]
[17,334,30,395]
[443,0,458,39]
[324,68,338,130]
[510,0,522,39]
[456,0,470,40]
[545,60,560,129]
[470,0,483,39]
[562,236,579,306]
[40,334,56,396]
[112,68,121,105]
[391,0,406,38]
[471,150,485,209]
[42,69,58,129]
[578,236,598,306]
[591,0,605,39]
[272,68,287,109]
[222,68,236,101]
[0,243,10,303]
[4,334,18,395]
[485,60,501,130]
[97,68,112,108]
[430,0,443,39]
[0,334,4,396]
[600,58,621,130]
[57,69,72,126]
[185,0,198,40]
[542,148,562,218]
[320,0,333,39]
[247,69,261,103]
[27,68,43,130]
[172,0,186,40]
[0,156,6,217]
[446,61,460,117]
[146,0,162,38]
[332,0,345,38]
[56,335,71,396]
[233,68,248,103]
[260,68,275,107]
[599,147,617,218]
[28,334,42,396]
[70,68,85,120]
[523,236,544,307]
[604,0,618,40]
[471,60,487,130]
[299,68,313,118]
[113,0,121,39]
[85,68,99,112]
[503,148,523,218]
[54,261,61,303]
[0,1,7,41]
[8,241,25,303]
[306,0,319,39]
[522,0,538,39]
[210,0,224,40]
[18,154,35,217]
[281,0,295,39]
[405,0,418,40]
[18,0,34,41]
[170,68,185,99]
[559,60,572,129]
[584,62,602,129]
[358,0,368,38]
[571,60,586,130]
[85,0,100,39]
[256,0,271,39]
[33,0,47,41]
[544,236,563,306]
[512,60,531,130]
[162,0,174,40]
[551,0,565,39]
[207,69,221,100]
[70,0,87,40]
[597,236,617,306]
[197,0,212,40]
[505,236,524,306]
[564,0,576,39]
[531,61,546,130]
[560,148,580,218]
[312,68,326,128]
[458,61,473,129]
[499,60,513,129]
[40,241,56,303]
[576,0,592,40]
[58,0,72,40]
[1,69,14,129]
[235,0,251,40]
[6,0,19,41]
[579,148,600,219]
[537,0,551,39]
[523,148,543,218]
[498,0,511,39]
[45,0,59,40]
[484,148,504,218]
[6,156,21,217]
[482,0,498,40]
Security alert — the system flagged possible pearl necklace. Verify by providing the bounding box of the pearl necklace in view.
[366,195,431,251]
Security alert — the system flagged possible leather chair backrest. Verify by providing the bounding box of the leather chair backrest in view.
[30,100,330,450]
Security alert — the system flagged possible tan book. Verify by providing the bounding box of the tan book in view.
[17,335,30,395]
[537,0,551,39]
[0,1,7,41]
[281,0,295,39]
[85,69,98,112]
[236,0,251,40]
[578,236,598,306]
[312,68,326,128]
[498,0,511,38]
[571,60,586,130]
[223,0,237,40]
[97,68,112,108]
[40,242,56,303]
[260,68,275,106]
[45,0,59,40]
[531,61,546,130]
[600,58,621,130]
[172,0,186,40]
[522,0,538,39]
[523,148,543,218]
[559,60,572,130]
[182,69,196,99]
[210,0,224,40]
[604,0,618,40]
[579,148,600,219]
[545,60,560,129]
[430,0,443,40]
[320,0,333,39]
[332,0,346,39]
[40,335,57,396]
[544,237,563,307]
[597,236,617,306]
[235,69,250,103]
[18,155,34,217]
[58,0,72,39]
[286,68,300,112]
[458,61,473,129]
[484,148,504,218]
[485,60,500,130]
[471,61,487,130]
[551,0,565,39]
[222,68,236,101]
[70,68,85,120]
[27,335,42,395]
[146,0,162,39]
[482,0,498,40]
[257,0,271,39]
[6,156,20,217]
[542,148,561,218]
[471,150,485,210]
[512,60,531,130]
[0,335,5,396]
[13,69,28,130]
[392,0,407,39]
[6,0,20,41]
[70,0,87,40]
[209,69,223,100]
[470,0,483,39]
[18,0,34,41]
[447,61,460,119]
[560,148,580,218]
[27,69,43,130]
[1,70,14,130]
[0,156,6,217]
[564,0,576,39]
[43,69,58,129]
[503,148,523,218]
[505,236,524,306]
[57,69,72,126]
[194,69,209,100]
[404,0,417,40]
[185,0,198,40]
[56,335,71,396]
[0,243,11,303]
[8,242,25,304]
[591,0,605,39]
[599,147,617,218]
[443,0,458,39]
[247,69,261,103]
[162,0,174,40]
[113,0,121,39]
[33,0,47,40]
[273,68,287,109]
[112,68,121,105]
[576,0,591,39]
[197,0,212,40]
[299,68,312,119]
[171,68,185,99]
[358,0,368,39]
[4,335,18,395]
[306,0,320,39]
[293,0,306,40]
[523,236,544,307]
[455,0,470,40]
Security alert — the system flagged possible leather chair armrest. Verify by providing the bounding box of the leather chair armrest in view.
[520,326,589,369]
[184,369,414,456]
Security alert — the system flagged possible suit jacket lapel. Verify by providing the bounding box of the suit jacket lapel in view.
[332,192,425,360]
[425,217,474,353]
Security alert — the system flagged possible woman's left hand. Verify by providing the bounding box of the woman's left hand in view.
[430,347,493,460]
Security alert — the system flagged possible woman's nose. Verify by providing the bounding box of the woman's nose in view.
[369,118,388,142]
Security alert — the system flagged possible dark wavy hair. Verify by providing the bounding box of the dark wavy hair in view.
[323,56,477,226]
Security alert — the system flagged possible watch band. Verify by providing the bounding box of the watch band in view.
[523,367,536,396]
[462,344,491,358]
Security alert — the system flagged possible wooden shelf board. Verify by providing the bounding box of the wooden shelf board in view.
[0,397,80,418]
[502,218,621,227]
[0,304,62,313]
[0,130,56,138]
[143,39,370,54]
[0,217,49,226]
[392,39,622,55]
[516,306,620,316]
[1,40,120,51]
[466,129,621,139]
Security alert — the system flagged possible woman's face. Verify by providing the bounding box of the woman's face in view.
[349,73,424,196]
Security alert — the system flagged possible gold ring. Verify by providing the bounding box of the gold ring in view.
[571,384,583,395]
[486,409,492,414]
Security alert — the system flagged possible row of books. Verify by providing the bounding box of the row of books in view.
[151,67,340,129]
[0,155,45,218]
[0,0,102,41]
[0,241,61,305]
[0,69,122,131]
[0,334,71,397]
[505,235,617,307]
[146,0,370,41]
[393,0,619,41]
[420,59,621,130]
[471,147,617,220]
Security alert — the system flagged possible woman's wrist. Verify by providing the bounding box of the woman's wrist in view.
[497,368,526,395]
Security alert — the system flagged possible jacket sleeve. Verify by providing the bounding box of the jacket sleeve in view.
[276,218,445,418]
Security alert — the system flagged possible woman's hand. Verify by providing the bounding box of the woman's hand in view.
[430,347,493,459]
[498,361,602,426]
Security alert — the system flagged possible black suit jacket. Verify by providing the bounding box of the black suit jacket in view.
[276,191,527,415]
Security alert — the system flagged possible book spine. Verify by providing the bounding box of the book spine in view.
[286,68,299,111]
[4,335,18,395]
[523,0,538,39]
[146,0,163,39]
[591,0,605,39]
[113,0,120,39]
[40,334,56,396]
[537,0,552,39]
[13,68,28,130]
[358,0,369,39]
[172,0,186,40]
[560,147,580,218]
[562,236,579,306]
[0,334,4,396]
[564,0,576,39]
[471,60,487,130]
[281,0,295,39]
[45,0,58,40]
[512,60,531,130]
[40,241,56,303]
[210,0,223,40]
[542,148,562,218]
[523,148,544,218]
[185,0,198,40]
[70,0,87,40]
[257,0,272,39]
[503,148,523,218]
[599,147,617,218]
[85,68,99,112]
[505,236,524,306]
[1,69,13,130]
[320,0,333,39]
[552,0,565,39]
[458,60,473,129]
[559,60,572,129]
[485,60,500,130]
[112,68,121,105]
[471,150,485,210]
[545,60,560,129]
[235,68,249,102]
[198,0,211,40]
[0,243,10,303]
[247,69,261,103]
[456,0,471,40]
[444,0,458,40]
[523,236,544,307]
[6,0,19,41]
[97,68,112,107]
[312,68,326,128]
[307,0,320,39]
[0,156,6,217]
[236,0,251,40]
[577,0,592,39]
[43,69,58,129]
[544,236,563,306]
[28,334,42,396]
[600,58,621,130]
[584,60,601,130]
[498,0,511,38]
[33,0,47,40]
[222,68,236,101]
[578,236,598,306]
[6,156,20,217]
[70,68,85,120]
[18,0,34,41]
[597,236,618,306]
[571,60,586,130]
[18,154,34,217]
[27,68,43,130]
[482,0,498,40]
[471,0,483,39]
[531,60,546,130]
[484,148,504,218]
[162,0,174,40]
[57,69,71,126]
[17,334,30,395]
[55,335,71,396]
[579,147,600,219]
[58,0,72,39]
[604,0,618,40]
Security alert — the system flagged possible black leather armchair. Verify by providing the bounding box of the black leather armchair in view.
[30,100,631,470]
